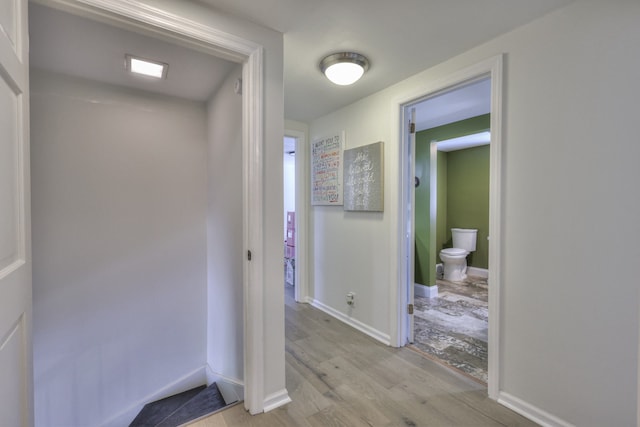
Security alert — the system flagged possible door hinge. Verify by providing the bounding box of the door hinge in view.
[407,303,414,314]
[247,250,252,261]
[409,122,416,134]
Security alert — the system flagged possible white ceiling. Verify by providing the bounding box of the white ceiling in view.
[29,0,572,123]
[413,78,491,132]
[29,3,237,102]
[196,0,572,122]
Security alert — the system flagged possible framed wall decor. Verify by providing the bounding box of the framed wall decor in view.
[343,141,384,212]
[311,132,344,205]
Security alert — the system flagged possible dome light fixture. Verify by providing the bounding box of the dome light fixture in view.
[319,52,370,86]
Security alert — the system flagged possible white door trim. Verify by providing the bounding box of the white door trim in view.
[36,0,268,413]
[394,54,503,400]
[486,55,504,400]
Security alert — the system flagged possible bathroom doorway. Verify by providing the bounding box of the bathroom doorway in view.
[398,56,503,398]
[413,128,491,384]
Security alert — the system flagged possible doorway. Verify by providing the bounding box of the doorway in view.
[284,136,296,300]
[413,120,491,383]
[29,0,269,422]
[283,129,308,303]
[398,56,503,398]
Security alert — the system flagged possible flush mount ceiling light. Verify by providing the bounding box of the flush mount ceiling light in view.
[319,52,370,86]
[125,54,168,79]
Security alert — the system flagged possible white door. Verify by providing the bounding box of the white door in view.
[0,0,32,425]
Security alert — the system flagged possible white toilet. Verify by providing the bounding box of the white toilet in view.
[439,228,478,282]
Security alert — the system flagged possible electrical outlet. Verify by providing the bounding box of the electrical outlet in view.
[346,292,355,306]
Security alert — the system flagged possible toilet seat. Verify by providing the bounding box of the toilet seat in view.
[440,248,467,257]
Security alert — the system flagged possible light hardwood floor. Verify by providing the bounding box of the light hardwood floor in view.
[190,286,538,426]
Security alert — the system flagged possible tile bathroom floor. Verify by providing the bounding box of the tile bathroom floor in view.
[412,275,488,383]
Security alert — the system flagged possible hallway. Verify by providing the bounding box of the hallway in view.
[192,285,535,426]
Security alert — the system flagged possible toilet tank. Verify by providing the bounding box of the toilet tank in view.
[451,228,477,252]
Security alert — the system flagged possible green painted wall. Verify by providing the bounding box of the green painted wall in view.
[414,114,490,286]
[436,152,448,270]
[446,145,490,269]
[414,135,430,285]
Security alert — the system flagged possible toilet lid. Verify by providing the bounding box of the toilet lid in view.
[441,248,467,256]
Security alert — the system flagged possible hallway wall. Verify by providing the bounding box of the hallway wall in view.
[308,1,640,425]
[31,70,209,426]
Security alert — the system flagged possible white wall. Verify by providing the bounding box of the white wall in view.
[309,1,640,425]
[206,64,244,383]
[31,70,209,426]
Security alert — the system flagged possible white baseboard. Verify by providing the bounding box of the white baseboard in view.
[415,283,438,298]
[467,266,489,278]
[498,391,574,427]
[310,299,391,345]
[101,366,208,427]
[263,388,292,412]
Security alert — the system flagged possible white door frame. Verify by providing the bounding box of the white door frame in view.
[395,55,503,399]
[406,107,417,344]
[37,0,268,413]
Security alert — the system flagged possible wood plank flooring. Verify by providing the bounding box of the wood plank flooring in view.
[190,286,538,426]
